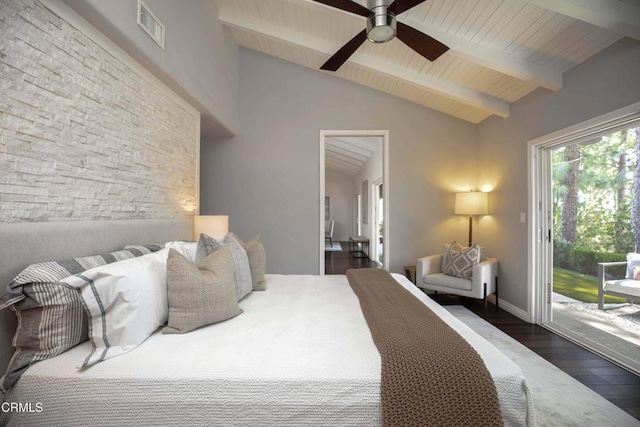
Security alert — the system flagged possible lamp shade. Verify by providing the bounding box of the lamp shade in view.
[193,215,228,240]
[454,192,488,216]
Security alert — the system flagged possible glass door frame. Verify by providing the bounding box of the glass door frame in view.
[372,178,383,266]
[528,102,640,371]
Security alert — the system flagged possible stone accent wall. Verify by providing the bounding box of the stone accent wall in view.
[0,0,199,223]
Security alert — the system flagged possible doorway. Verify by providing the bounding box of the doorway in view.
[319,130,389,275]
[373,179,384,265]
[529,102,640,374]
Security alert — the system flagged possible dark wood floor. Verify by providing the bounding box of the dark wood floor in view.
[325,241,380,274]
[325,243,640,421]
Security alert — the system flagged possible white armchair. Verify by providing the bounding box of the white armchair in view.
[416,251,498,315]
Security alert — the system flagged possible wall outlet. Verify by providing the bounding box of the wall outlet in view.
[520,212,526,223]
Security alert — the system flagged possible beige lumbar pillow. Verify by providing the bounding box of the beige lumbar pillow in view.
[230,232,267,291]
[163,247,241,334]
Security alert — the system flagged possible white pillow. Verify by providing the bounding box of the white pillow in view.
[165,241,198,263]
[62,248,171,367]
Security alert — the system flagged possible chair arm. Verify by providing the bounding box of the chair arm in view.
[597,261,627,309]
[471,258,499,294]
[416,254,442,285]
[598,261,627,282]
[598,261,627,267]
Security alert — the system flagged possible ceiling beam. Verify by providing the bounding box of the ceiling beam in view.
[326,157,360,174]
[296,0,562,90]
[327,151,365,167]
[327,136,380,157]
[526,0,640,41]
[399,18,563,91]
[356,55,510,117]
[326,145,369,163]
[219,10,511,117]
[326,139,375,158]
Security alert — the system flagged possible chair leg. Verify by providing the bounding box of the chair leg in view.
[483,282,487,316]
[495,276,499,311]
[434,291,438,301]
[597,264,605,310]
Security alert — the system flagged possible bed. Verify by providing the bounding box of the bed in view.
[0,220,535,426]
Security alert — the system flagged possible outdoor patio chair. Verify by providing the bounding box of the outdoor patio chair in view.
[597,260,640,309]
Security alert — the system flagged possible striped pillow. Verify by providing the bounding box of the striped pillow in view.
[0,244,162,393]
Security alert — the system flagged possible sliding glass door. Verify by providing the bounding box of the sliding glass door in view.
[531,103,640,374]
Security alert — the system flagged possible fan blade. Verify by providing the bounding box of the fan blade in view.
[396,22,448,61]
[388,0,427,15]
[312,0,371,17]
[321,30,367,71]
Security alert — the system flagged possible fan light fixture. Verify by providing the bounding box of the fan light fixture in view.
[315,0,449,72]
[366,8,396,43]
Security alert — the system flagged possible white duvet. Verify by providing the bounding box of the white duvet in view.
[5,274,535,426]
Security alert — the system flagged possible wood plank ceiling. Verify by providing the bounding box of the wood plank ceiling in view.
[325,136,379,176]
[214,0,640,124]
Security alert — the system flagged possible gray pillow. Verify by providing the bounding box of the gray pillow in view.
[196,233,253,300]
[442,241,480,280]
[163,248,241,334]
[0,246,162,394]
[230,233,266,291]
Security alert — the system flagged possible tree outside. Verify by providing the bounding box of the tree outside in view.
[552,127,640,302]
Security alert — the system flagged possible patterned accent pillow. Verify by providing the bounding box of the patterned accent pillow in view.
[196,233,253,301]
[229,233,267,291]
[0,245,161,393]
[440,244,487,271]
[163,248,241,334]
[442,241,481,280]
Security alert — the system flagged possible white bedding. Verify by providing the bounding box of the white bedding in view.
[4,273,535,426]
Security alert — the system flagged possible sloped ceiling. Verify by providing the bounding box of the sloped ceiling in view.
[326,136,379,176]
[214,0,640,123]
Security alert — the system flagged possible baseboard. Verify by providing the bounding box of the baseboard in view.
[488,295,529,322]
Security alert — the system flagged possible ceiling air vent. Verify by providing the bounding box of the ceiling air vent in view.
[137,0,165,49]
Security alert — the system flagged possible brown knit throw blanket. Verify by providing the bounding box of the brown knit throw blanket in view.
[347,268,503,427]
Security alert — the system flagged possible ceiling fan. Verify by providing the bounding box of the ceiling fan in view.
[314,0,449,71]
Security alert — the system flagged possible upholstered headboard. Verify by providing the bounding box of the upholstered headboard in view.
[0,219,193,378]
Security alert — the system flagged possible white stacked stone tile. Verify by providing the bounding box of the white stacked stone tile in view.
[0,0,198,223]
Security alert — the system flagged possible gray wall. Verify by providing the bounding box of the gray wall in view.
[61,0,239,137]
[325,169,354,242]
[477,38,640,312]
[200,48,478,275]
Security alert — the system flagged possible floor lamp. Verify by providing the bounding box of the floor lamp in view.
[454,191,488,247]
